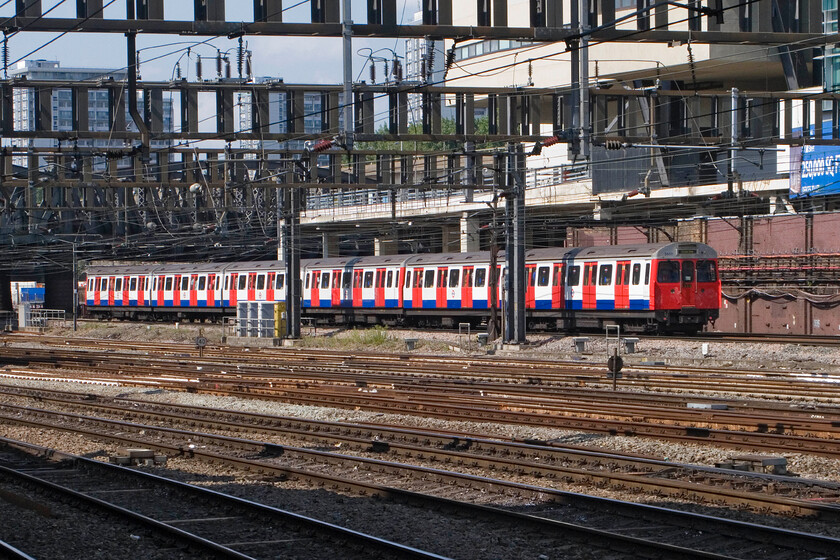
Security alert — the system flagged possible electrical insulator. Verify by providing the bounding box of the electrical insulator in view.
[369,61,376,84]
[396,60,403,82]
[605,140,623,150]
[225,57,231,79]
[420,60,427,82]
[237,37,244,79]
[216,50,222,78]
[383,61,388,82]
[246,51,252,81]
[445,46,456,71]
[135,51,141,80]
[311,139,334,153]
[392,58,401,83]
[175,61,182,80]
[543,136,560,148]
[2,33,9,79]
[196,56,202,81]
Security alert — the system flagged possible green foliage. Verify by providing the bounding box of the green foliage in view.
[356,116,491,156]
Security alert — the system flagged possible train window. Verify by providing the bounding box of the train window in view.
[632,264,641,285]
[305,273,311,289]
[321,273,330,289]
[182,277,189,291]
[165,277,173,291]
[424,270,435,288]
[238,275,247,290]
[463,268,472,287]
[248,275,256,290]
[151,278,156,291]
[190,277,196,291]
[331,273,339,289]
[224,276,229,290]
[449,269,460,287]
[552,265,562,287]
[278,274,285,289]
[364,271,374,288]
[697,260,717,282]
[538,266,550,287]
[386,270,393,288]
[414,270,422,288]
[645,263,650,284]
[129,278,137,291]
[115,278,122,291]
[621,263,630,285]
[599,265,613,286]
[198,277,206,290]
[528,267,536,287]
[656,261,680,283]
[682,261,695,283]
[257,274,266,290]
[88,279,93,291]
[475,268,486,288]
[438,269,448,288]
[354,272,363,289]
[339,272,349,289]
[567,266,580,286]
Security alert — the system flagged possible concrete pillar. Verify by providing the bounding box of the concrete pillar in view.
[460,212,480,253]
[321,232,340,258]
[44,269,73,313]
[441,222,459,253]
[374,237,399,256]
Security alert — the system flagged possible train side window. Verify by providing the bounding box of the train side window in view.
[151,278,155,291]
[257,274,266,290]
[414,270,422,288]
[567,266,580,286]
[275,274,282,290]
[182,277,189,291]
[364,271,374,288]
[321,272,330,289]
[537,266,550,287]
[528,268,536,287]
[115,278,122,291]
[449,269,460,287]
[305,273,311,289]
[475,268,486,288]
[598,264,613,286]
[88,279,93,291]
[248,275,256,290]
[438,269,448,288]
[190,277,196,290]
[424,270,435,288]
[632,263,641,285]
[354,272,363,289]
[216,276,220,290]
[552,266,562,287]
[645,263,650,284]
[386,270,393,288]
[375,271,382,288]
[657,261,680,283]
[198,276,206,290]
[238,275,247,290]
[224,276,229,290]
[622,263,630,285]
[332,273,340,289]
[165,277,173,291]
[278,274,285,289]
[129,277,137,291]
[697,260,717,282]
[463,268,472,287]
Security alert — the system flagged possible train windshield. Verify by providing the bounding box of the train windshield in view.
[697,260,718,282]
[656,261,680,283]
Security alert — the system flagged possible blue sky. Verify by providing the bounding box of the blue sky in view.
[1,0,418,83]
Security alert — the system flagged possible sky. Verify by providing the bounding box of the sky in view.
[0,0,419,83]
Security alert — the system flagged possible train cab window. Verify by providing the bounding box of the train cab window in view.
[321,273,330,289]
[424,270,435,288]
[632,263,641,285]
[682,261,695,283]
[182,277,189,291]
[697,260,717,282]
[598,265,613,286]
[538,266,550,287]
[278,274,286,289]
[165,277,173,291]
[463,268,473,287]
[438,269,448,288]
[449,269,460,287]
[656,261,680,283]
[238,275,247,290]
[645,263,650,285]
[305,273,311,289]
[364,271,374,288]
[386,270,393,288]
[567,266,580,286]
[115,278,122,291]
[257,274,266,290]
[475,268,486,288]
[129,278,137,291]
[198,276,206,290]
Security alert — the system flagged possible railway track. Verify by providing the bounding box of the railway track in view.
[0,438,447,560]
[1,404,838,559]
[2,383,840,519]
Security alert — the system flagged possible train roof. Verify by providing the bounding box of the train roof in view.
[527,242,717,261]
[303,255,411,269]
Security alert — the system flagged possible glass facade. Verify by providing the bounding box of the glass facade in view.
[825,0,840,91]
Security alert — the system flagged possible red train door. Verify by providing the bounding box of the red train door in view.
[552,264,564,309]
[173,274,181,307]
[353,270,363,307]
[229,273,238,306]
[247,273,256,301]
[681,260,696,307]
[311,271,321,307]
[122,276,129,306]
[375,268,386,307]
[107,277,115,306]
[462,266,473,309]
[583,263,597,309]
[137,277,145,306]
[525,264,537,309]
[412,268,423,308]
[208,274,216,307]
[436,267,447,308]
[397,268,406,308]
[190,274,198,306]
[332,269,341,307]
[156,276,164,306]
[615,261,630,309]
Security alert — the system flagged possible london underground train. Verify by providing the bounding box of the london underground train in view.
[84,242,720,333]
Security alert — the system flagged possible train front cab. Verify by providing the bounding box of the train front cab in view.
[652,245,720,332]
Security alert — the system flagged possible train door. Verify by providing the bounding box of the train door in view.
[181,275,190,306]
[525,264,537,309]
[461,266,473,309]
[173,274,182,307]
[681,260,696,307]
[266,272,275,303]
[436,267,448,308]
[615,261,630,309]
[206,274,216,307]
[447,267,460,308]
[551,264,564,309]
[228,273,237,306]
[136,276,145,306]
[375,268,386,307]
[274,273,286,304]
[189,274,198,306]
[397,268,406,308]
[353,270,363,307]
[340,270,351,307]
[411,268,422,308]
[582,263,597,309]
[104,276,113,306]
[246,272,256,302]
[255,273,267,302]
[332,269,342,306]
[384,268,396,308]
[121,276,129,306]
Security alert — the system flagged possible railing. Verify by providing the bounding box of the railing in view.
[223,316,277,339]
[22,308,66,329]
